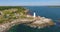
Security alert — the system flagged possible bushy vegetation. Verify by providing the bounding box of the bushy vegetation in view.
[0,6,27,23]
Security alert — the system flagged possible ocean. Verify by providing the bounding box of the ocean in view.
[8,6,60,32]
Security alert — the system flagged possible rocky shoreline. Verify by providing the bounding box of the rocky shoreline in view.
[0,18,34,32]
[0,15,54,32]
[25,16,54,29]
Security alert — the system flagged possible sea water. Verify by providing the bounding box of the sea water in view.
[8,6,60,32]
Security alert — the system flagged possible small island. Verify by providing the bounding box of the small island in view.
[0,6,54,32]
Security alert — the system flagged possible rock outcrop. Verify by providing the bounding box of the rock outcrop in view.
[26,16,54,29]
[0,16,54,32]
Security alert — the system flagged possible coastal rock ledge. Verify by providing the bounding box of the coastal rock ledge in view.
[26,16,54,29]
[0,16,54,32]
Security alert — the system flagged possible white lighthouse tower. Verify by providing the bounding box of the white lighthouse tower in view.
[33,12,36,18]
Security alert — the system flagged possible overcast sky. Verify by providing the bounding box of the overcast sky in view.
[0,0,60,6]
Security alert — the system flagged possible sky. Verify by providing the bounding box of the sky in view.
[0,0,60,6]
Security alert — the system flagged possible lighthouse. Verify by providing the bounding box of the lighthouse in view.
[33,12,36,18]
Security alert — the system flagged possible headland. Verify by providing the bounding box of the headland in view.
[0,6,54,32]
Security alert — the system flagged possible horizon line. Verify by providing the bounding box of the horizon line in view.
[0,5,60,6]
